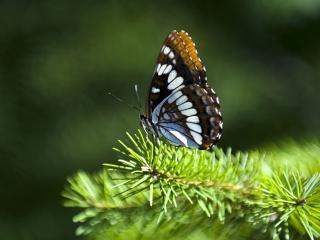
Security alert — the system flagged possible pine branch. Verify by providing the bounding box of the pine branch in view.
[253,171,320,240]
[62,130,320,240]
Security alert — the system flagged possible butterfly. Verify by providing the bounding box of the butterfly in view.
[140,30,223,150]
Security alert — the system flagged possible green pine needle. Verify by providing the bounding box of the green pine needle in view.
[62,130,320,240]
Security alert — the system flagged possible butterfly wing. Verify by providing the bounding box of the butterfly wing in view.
[145,30,208,118]
[152,84,222,150]
[142,30,223,149]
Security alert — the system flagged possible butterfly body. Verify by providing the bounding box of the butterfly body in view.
[141,30,222,150]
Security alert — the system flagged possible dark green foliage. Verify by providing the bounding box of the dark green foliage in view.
[62,131,320,240]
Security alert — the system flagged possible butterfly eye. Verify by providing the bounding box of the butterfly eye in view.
[140,30,223,150]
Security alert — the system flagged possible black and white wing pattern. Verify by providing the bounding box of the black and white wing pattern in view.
[145,30,207,117]
[140,30,222,150]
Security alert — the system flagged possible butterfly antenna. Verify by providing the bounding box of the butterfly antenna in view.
[134,84,143,111]
[107,92,140,112]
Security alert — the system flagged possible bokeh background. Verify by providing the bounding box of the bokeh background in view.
[1,1,320,239]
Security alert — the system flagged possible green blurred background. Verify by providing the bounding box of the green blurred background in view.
[1,1,320,239]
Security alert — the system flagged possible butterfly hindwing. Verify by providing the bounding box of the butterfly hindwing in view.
[151,84,222,149]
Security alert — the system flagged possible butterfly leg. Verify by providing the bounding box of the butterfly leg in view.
[208,144,216,153]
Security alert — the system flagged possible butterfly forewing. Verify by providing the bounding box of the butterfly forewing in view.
[146,30,208,118]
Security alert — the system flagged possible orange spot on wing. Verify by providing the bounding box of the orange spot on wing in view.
[176,31,204,72]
